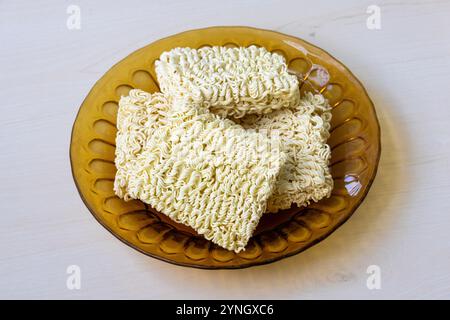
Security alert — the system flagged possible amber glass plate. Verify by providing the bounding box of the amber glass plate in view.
[70,26,380,269]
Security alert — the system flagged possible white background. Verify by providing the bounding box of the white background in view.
[1,0,449,299]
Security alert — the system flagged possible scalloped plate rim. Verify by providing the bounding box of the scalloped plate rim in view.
[69,26,381,269]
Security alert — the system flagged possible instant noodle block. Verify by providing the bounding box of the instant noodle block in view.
[114,89,286,252]
[155,46,300,118]
[235,93,333,212]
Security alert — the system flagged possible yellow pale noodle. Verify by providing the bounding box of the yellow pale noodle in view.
[114,89,285,252]
[235,93,333,213]
[155,46,300,118]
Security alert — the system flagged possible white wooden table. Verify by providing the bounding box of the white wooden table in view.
[1,0,449,299]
